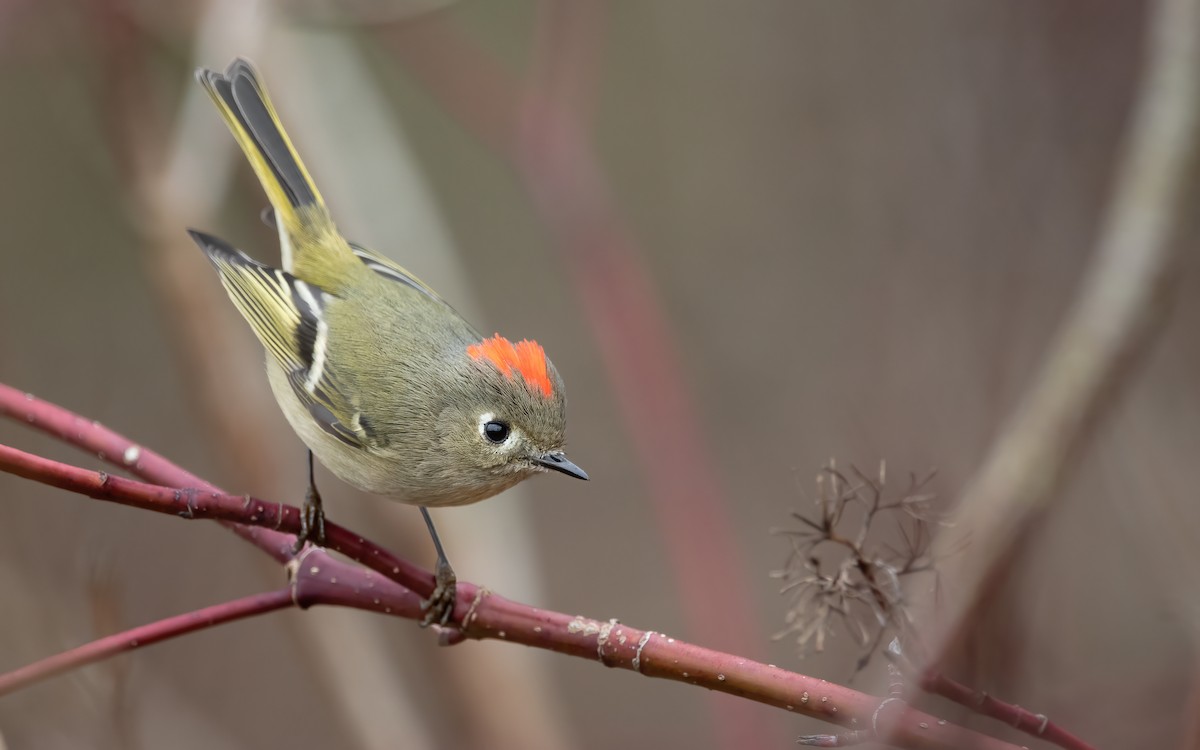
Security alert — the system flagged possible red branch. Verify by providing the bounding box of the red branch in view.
[0,383,1025,750]
[920,671,1095,750]
[0,383,435,598]
[0,589,294,695]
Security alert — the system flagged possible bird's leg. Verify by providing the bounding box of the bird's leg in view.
[419,507,457,627]
[293,450,327,553]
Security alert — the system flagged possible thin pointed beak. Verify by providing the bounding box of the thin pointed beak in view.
[534,452,589,481]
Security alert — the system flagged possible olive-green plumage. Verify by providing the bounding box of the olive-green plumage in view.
[189,58,585,510]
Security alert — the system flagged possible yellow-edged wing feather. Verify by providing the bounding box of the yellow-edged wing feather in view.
[348,243,445,303]
[187,229,367,449]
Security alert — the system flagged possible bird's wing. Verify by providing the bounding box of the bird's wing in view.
[188,229,369,450]
[257,204,445,304]
[348,243,445,303]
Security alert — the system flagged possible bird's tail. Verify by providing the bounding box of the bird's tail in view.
[196,59,328,263]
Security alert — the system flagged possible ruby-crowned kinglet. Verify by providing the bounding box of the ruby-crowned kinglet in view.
[188,59,587,624]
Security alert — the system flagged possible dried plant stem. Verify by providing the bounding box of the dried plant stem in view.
[0,384,1024,750]
[919,0,1200,662]
[774,465,936,665]
[777,463,1097,750]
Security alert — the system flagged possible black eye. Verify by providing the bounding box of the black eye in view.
[483,420,511,444]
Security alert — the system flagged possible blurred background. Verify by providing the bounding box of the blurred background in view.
[1,1,1198,748]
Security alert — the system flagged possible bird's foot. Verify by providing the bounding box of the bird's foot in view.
[420,557,457,628]
[292,482,327,553]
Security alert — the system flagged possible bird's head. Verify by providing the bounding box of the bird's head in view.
[438,334,587,491]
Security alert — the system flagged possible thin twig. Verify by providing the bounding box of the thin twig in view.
[919,671,1094,750]
[0,589,294,695]
[0,382,434,598]
[885,641,1097,750]
[0,440,431,606]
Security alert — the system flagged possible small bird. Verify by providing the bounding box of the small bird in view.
[189,58,587,625]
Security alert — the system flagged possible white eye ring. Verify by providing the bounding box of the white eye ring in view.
[478,413,513,444]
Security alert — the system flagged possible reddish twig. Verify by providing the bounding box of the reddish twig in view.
[0,589,295,695]
[0,440,430,610]
[884,640,1096,750]
[0,383,1025,750]
[0,559,424,697]
[0,382,434,598]
[919,671,1095,750]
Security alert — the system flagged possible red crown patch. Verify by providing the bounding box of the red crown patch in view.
[467,334,554,398]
